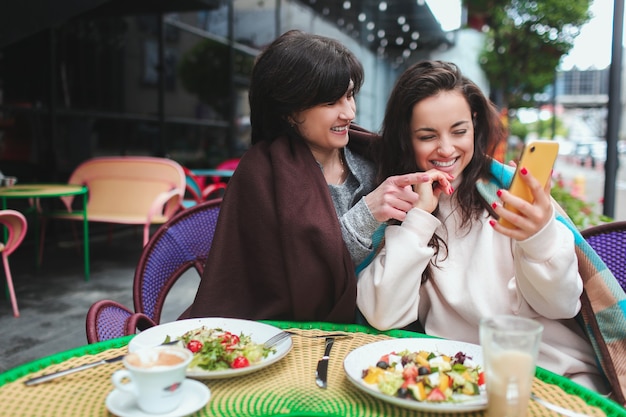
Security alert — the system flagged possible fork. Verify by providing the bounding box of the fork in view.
[263,330,352,348]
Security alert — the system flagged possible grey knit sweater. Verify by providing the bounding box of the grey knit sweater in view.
[325,146,381,266]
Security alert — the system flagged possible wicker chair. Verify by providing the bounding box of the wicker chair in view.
[581,221,626,292]
[85,198,221,343]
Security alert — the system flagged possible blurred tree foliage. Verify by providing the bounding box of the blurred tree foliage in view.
[508,117,530,142]
[467,0,591,109]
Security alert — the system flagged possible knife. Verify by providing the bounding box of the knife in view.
[315,337,335,389]
[24,354,125,386]
[24,340,180,386]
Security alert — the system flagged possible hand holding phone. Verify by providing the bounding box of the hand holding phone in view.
[498,140,559,228]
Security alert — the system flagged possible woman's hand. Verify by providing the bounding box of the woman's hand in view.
[412,169,454,213]
[365,172,447,222]
[490,166,553,240]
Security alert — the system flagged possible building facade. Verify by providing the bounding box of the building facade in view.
[0,0,455,181]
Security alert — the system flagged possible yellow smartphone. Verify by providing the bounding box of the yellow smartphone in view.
[498,140,559,228]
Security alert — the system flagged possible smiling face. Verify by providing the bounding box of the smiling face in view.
[410,90,474,179]
[291,82,356,155]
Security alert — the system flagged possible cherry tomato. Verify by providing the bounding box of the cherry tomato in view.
[478,371,485,386]
[231,356,250,368]
[187,339,203,353]
[220,332,234,344]
[229,334,240,345]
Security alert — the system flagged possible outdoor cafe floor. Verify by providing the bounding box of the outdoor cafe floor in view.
[0,223,200,373]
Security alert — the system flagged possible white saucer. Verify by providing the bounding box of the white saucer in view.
[105,379,211,417]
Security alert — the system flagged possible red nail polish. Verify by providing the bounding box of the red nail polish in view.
[489,219,496,227]
[491,202,497,210]
[496,189,503,197]
[521,167,528,175]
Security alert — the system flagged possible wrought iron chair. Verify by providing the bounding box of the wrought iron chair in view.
[581,221,626,292]
[0,210,28,317]
[85,198,221,343]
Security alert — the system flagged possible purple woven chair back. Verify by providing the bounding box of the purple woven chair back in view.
[582,221,626,291]
[89,300,134,341]
[133,198,221,322]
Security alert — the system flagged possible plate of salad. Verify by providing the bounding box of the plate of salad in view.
[128,317,293,379]
[343,338,487,412]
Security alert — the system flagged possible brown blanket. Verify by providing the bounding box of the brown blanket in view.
[182,127,378,323]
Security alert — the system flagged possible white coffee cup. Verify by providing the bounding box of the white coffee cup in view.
[111,345,192,414]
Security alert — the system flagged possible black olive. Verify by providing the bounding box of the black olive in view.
[397,387,409,398]
[418,366,430,375]
[376,361,389,369]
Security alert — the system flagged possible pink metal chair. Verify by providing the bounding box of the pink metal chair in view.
[182,166,227,209]
[211,158,240,186]
[0,210,28,317]
[42,156,186,248]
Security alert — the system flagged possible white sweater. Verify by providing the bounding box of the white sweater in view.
[357,191,608,392]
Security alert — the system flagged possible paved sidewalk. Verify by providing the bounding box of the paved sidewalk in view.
[554,154,626,221]
[0,226,200,372]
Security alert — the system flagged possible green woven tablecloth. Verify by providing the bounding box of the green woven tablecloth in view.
[0,321,623,416]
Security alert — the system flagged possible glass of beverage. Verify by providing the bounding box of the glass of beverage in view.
[479,315,543,417]
[111,345,192,414]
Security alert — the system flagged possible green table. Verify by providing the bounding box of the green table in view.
[0,184,90,280]
[0,321,622,416]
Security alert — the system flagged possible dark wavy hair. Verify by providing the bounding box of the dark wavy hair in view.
[379,60,504,227]
[377,61,505,281]
[249,30,364,145]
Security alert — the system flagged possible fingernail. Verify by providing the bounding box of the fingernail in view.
[450,186,454,193]
[521,167,528,175]
[497,189,503,197]
[491,202,497,210]
[489,219,496,227]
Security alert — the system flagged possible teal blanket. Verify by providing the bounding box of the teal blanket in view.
[483,160,626,405]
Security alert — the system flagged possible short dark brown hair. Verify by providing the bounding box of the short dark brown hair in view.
[249,30,364,144]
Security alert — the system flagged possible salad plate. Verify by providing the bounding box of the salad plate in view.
[343,338,487,413]
[128,317,293,379]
